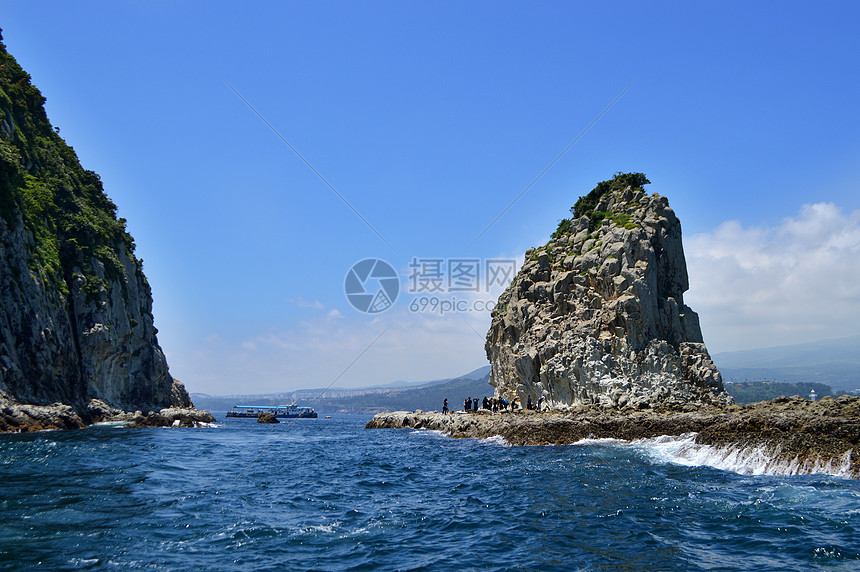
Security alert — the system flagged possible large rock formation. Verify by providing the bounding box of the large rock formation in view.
[485,173,732,411]
[0,31,195,430]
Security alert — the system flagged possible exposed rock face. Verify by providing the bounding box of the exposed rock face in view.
[257,412,280,424]
[0,222,189,413]
[485,175,732,411]
[0,31,194,430]
[126,407,217,428]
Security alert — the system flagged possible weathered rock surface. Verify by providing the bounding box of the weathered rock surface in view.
[0,401,87,432]
[0,214,191,415]
[125,408,217,428]
[0,33,205,431]
[257,412,280,424]
[486,175,731,411]
[0,399,216,431]
[367,395,860,479]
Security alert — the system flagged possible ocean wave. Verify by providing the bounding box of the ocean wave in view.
[583,433,854,479]
[410,428,446,438]
[300,523,340,535]
[571,437,628,447]
[89,421,128,428]
[478,435,511,446]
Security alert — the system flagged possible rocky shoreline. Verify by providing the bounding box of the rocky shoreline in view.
[366,395,860,479]
[0,398,216,432]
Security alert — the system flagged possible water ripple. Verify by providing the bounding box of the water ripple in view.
[1,416,859,570]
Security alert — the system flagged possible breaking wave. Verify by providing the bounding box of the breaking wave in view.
[576,433,854,479]
[478,435,511,446]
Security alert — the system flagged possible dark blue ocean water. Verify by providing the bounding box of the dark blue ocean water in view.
[2,414,859,571]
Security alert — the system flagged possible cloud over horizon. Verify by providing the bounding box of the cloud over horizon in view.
[685,202,860,354]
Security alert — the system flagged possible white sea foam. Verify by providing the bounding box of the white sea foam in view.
[89,421,128,428]
[68,558,100,567]
[581,433,854,479]
[571,437,628,447]
[478,435,511,446]
[410,428,446,438]
[302,523,339,535]
[88,420,220,429]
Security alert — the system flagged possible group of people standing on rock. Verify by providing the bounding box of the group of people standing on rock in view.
[465,396,510,413]
[438,395,547,414]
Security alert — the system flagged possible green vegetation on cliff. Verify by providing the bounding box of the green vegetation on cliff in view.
[553,172,650,237]
[0,30,191,418]
[572,172,650,218]
[0,30,139,302]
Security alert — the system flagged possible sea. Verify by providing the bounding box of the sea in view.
[2,414,859,571]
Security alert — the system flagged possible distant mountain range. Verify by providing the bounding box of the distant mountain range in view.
[713,335,860,392]
[191,365,493,414]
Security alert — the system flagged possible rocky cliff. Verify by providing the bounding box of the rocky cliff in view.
[485,173,732,410]
[0,32,193,430]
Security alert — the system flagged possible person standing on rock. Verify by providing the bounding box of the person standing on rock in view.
[465,397,471,412]
[527,396,533,410]
[472,398,478,413]
[442,398,449,415]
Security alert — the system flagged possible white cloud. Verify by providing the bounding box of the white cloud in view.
[204,333,225,346]
[288,296,325,309]
[685,202,860,353]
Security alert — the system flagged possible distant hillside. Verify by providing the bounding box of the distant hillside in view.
[725,381,834,404]
[338,365,491,391]
[309,373,492,414]
[192,366,493,414]
[713,335,860,392]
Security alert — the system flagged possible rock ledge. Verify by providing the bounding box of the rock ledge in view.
[0,398,215,432]
[367,395,860,479]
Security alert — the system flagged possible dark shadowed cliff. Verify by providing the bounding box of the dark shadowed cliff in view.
[0,31,195,430]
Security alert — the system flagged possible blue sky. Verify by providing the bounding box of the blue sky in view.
[3,1,859,395]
